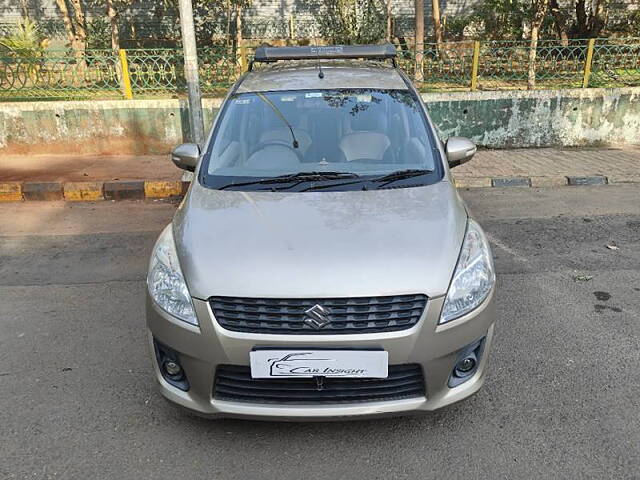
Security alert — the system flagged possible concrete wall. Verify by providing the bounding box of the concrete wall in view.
[425,88,640,148]
[1,88,638,156]
[0,98,220,155]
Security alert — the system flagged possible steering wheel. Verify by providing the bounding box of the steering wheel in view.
[250,140,304,162]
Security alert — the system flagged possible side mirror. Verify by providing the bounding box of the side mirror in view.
[171,143,200,172]
[445,137,476,168]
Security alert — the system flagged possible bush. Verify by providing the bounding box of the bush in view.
[444,15,473,40]
[0,18,46,59]
[87,17,111,49]
[609,9,640,36]
[469,0,529,40]
[316,0,388,45]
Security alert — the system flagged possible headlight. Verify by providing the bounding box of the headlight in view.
[147,225,198,326]
[440,218,495,323]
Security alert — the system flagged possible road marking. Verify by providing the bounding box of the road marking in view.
[486,232,528,263]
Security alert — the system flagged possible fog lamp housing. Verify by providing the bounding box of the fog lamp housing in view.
[448,337,485,388]
[153,339,190,391]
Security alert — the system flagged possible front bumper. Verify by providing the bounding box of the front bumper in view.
[146,290,496,420]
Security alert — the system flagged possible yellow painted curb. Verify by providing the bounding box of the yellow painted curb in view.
[453,177,492,188]
[63,182,104,201]
[530,176,567,188]
[0,182,23,202]
[144,181,183,198]
[607,175,640,184]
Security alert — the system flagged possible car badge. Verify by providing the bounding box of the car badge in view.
[304,304,331,329]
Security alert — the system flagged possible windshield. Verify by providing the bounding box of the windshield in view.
[200,88,442,191]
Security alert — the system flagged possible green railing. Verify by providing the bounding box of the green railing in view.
[401,38,640,91]
[1,39,638,101]
[0,49,122,100]
[591,43,640,87]
[476,40,589,90]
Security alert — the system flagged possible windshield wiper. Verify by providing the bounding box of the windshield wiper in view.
[300,179,366,192]
[218,171,360,190]
[256,92,299,149]
[371,169,433,188]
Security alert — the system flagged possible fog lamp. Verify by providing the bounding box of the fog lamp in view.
[163,360,183,377]
[454,355,477,377]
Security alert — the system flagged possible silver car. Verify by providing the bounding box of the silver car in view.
[146,44,496,420]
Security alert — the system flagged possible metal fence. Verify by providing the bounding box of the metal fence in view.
[1,39,639,101]
[402,39,640,91]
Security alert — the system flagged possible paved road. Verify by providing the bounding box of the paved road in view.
[1,186,639,479]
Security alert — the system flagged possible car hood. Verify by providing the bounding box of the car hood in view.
[173,181,467,300]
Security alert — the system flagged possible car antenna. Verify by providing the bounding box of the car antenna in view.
[312,28,324,79]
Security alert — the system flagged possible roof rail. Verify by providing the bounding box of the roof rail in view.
[249,44,397,70]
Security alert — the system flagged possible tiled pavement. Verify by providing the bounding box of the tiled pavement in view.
[454,145,640,186]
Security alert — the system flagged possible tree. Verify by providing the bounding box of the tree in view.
[431,0,443,51]
[549,0,569,45]
[572,0,607,37]
[235,2,242,50]
[414,0,424,81]
[54,0,87,57]
[225,0,233,46]
[19,0,29,20]
[105,0,122,51]
[527,0,550,89]
[386,0,393,41]
[69,0,88,50]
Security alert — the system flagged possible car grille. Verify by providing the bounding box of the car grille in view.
[209,294,427,334]
[213,364,425,404]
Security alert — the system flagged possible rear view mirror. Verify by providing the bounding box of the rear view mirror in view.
[171,143,200,172]
[445,137,476,168]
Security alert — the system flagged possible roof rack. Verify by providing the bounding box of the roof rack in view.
[249,44,397,71]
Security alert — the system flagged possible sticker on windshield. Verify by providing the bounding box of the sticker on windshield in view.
[356,94,372,103]
[280,95,296,102]
[234,98,252,105]
[305,92,323,98]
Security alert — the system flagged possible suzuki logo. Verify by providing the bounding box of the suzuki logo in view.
[304,304,331,329]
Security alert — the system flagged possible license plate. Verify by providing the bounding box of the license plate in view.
[249,349,388,379]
